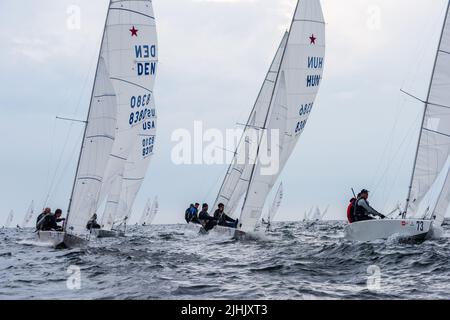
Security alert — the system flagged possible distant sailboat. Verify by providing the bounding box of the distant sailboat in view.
[261,183,283,231]
[36,0,158,247]
[346,1,450,241]
[140,196,159,226]
[206,0,325,237]
[303,207,314,222]
[3,210,14,228]
[21,201,34,229]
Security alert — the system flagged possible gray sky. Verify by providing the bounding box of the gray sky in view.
[0,0,448,225]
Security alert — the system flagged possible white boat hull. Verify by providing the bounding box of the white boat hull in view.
[91,229,125,238]
[35,231,65,248]
[185,223,245,238]
[35,231,88,249]
[345,219,432,242]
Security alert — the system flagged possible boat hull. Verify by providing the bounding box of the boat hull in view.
[35,231,88,249]
[186,223,244,238]
[345,219,432,242]
[91,229,125,238]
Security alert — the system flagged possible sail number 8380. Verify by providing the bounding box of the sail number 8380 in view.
[129,94,153,125]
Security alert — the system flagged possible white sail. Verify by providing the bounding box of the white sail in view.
[65,57,118,236]
[267,182,284,224]
[321,205,329,219]
[313,207,322,221]
[101,168,124,230]
[104,96,157,229]
[146,196,159,225]
[21,201,35,228]
[99,0,158,209]
[139,198,152,225]
[407,2,450,216]
[238,0,325,232]
[4,210,14,228]
[213,32,289,216]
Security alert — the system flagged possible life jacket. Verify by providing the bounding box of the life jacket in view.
[347,198,356,223]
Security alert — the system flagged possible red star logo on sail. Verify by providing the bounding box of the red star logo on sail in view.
[130,26,138,37]
[309,34,317,44]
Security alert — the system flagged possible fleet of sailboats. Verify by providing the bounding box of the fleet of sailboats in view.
[345,1,450,241]
[303,206,328,222]
[4,0,449,247]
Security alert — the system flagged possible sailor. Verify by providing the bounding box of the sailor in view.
[36,208,51,230]
[213,203,238,229]
[198,203,217,231]
[86,213,101,230]
[354,189,386,222]
[185,203,200,224]
[347,195,359,224]
[41,209,65,231]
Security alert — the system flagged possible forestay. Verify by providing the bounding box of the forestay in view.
[407,2,450,221]
[238,0,326,232]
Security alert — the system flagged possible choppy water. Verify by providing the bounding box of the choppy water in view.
[1,221,450,300]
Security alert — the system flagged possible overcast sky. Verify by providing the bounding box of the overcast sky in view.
[0,0,448,225]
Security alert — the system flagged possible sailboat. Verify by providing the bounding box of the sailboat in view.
[140,196,159,226]
[36,0,158,247]
[20,201,35,229]
[203,0,325,237]
[261,183,284,231]
[312,205,328,221]
[303,207,314,222]
[3,210,14,229]
[345,2,450,241]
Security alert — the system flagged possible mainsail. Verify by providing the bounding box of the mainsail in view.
[267,182,284,224]
[4,210,14,228]
[98,0,158,230]
[21,201,35,228]
[213,33,289,215]
[406,2,450,222]
[237,0,326,232]
[142,196,159,225]
[103,97,157,230]
[139,198,152,225]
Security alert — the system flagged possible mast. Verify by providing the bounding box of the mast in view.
[404,0,450,217]
[65,1,112,231]
[239,2,300,220]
